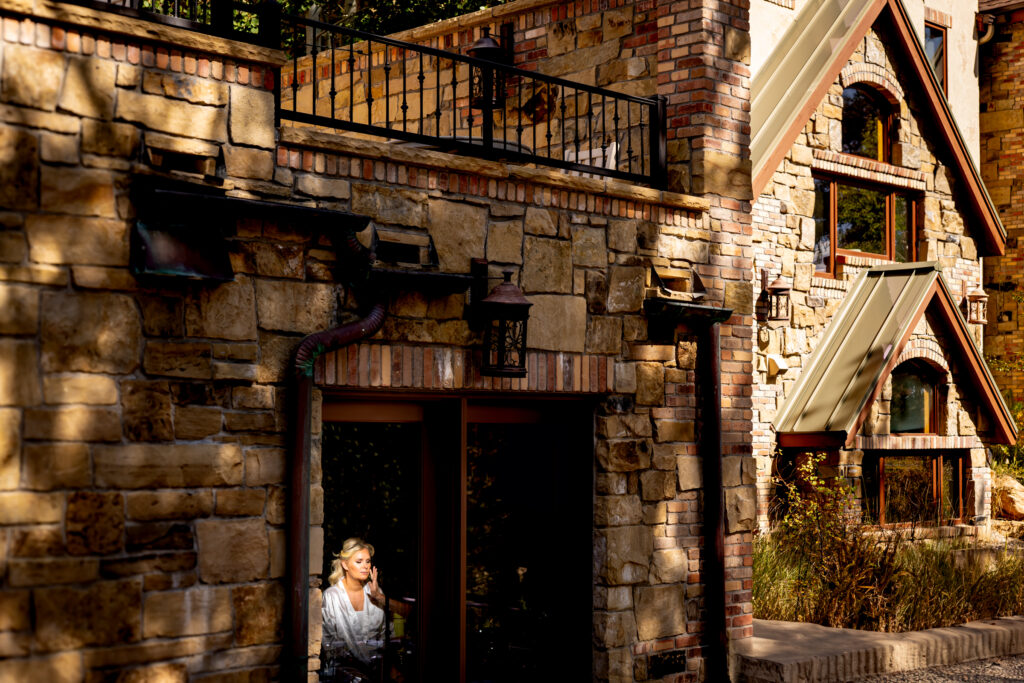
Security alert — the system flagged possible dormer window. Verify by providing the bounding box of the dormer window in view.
[842,85,890,161]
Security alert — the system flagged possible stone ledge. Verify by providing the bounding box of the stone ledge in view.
[386,0,559,44]
[279,126,710,213]
[734,617,1024,683]
[0,0,287,65]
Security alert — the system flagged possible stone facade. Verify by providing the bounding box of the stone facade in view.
[750,24,993,530]
[0,1,757,682]
[980,9,1024,404]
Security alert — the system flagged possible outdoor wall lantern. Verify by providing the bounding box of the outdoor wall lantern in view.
[762,270,792,322]
[966,286,988,324]
[468,27,507,112]
[476,269,532,377]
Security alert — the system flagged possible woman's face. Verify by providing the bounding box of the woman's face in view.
[343,548,372,582]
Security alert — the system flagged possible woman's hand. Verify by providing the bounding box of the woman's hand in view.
[367,566,385,607]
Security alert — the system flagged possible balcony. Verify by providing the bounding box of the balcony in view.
[59,0,667,188]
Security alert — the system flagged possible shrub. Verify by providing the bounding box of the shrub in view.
[754,453,1024,632]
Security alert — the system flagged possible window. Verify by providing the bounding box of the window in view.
[924,22,947,95]
[812,177,916,274]
[861,451,967,525]
[320,399,594,682]
[890,360,939,434]
[842,85,890,161]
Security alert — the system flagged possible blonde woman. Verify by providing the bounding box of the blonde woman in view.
[321,538,386,680]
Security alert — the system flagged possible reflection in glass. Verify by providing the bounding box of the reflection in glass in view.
[890,364,933,433]
[884,456,935,524]
[893,193,911,262]
[862,451,966,525]
[837,183,886,256]
[925,24,946,92]
[842,86,886,159]
[321,422,420,682]
[941,456,957,521]
[813,179,831,272]
[466,421,589,682]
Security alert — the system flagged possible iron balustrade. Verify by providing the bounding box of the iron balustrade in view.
[52,0,668,187]
[278,16,667,188]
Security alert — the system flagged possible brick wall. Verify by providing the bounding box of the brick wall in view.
[980,12,1024,404]
[750,24,991,530]
[655,0,756,650]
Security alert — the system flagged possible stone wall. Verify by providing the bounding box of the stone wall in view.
[750,24,991,530]
[980,11,1024,404]
[0,5,293,681]
[0,2,757,682]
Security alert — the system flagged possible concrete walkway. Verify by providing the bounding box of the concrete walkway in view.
[733,617,1024,682]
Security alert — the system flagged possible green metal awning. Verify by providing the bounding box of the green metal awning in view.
[773,263,1016,446]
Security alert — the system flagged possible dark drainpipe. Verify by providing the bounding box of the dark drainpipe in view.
[643,299,732,681]
[286,231,386,680]
[698,319,728,682]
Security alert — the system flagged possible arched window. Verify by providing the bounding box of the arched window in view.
[889,360,940,434]
[842,85,890,161]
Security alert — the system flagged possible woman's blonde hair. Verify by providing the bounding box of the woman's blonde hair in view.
[328,537,375,586]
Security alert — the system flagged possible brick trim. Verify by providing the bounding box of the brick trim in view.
[1,0,285,65]
[812,149,928,190]
[854,434,983,449]
[315,342,616,393]
[895,338,950,377]
[0,11,277,89]
[839,63,905,103]
[278,128,710,215]
[924,7,953,29]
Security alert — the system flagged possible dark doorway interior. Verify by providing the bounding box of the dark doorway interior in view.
[320,397,594,683]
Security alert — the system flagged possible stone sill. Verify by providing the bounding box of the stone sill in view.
[278,126,710,213]
[0,0,287,66]
[812,149,927,191]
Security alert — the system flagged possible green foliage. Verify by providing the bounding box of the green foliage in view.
[285,0,509,37]
[991,399,1024,481]
[755,452,1024,632]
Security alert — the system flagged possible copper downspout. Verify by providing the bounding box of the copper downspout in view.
[286,232,386,679]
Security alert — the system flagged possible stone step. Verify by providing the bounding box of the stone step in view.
[733,617,1024,682]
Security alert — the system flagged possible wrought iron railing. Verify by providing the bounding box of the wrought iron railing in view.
[60,0,280,47]
[279,15,667,188]
[55,0,667,187]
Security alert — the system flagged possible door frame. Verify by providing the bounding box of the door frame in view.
[311,390,598,682]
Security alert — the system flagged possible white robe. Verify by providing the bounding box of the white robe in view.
[321,583,385,666]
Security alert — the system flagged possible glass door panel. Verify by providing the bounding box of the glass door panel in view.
[321,418,422,682]
[465,411,592,682]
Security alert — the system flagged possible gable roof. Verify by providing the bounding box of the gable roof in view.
[751,0,1007,256]
[773,262,1017,447]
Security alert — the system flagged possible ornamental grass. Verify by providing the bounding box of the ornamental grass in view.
[753,453,1024,632]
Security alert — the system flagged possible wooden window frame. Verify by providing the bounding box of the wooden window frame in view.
[874,451,967,526]
[924,21,947,96]
[320,394,596,683]
[813,176,919,277]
